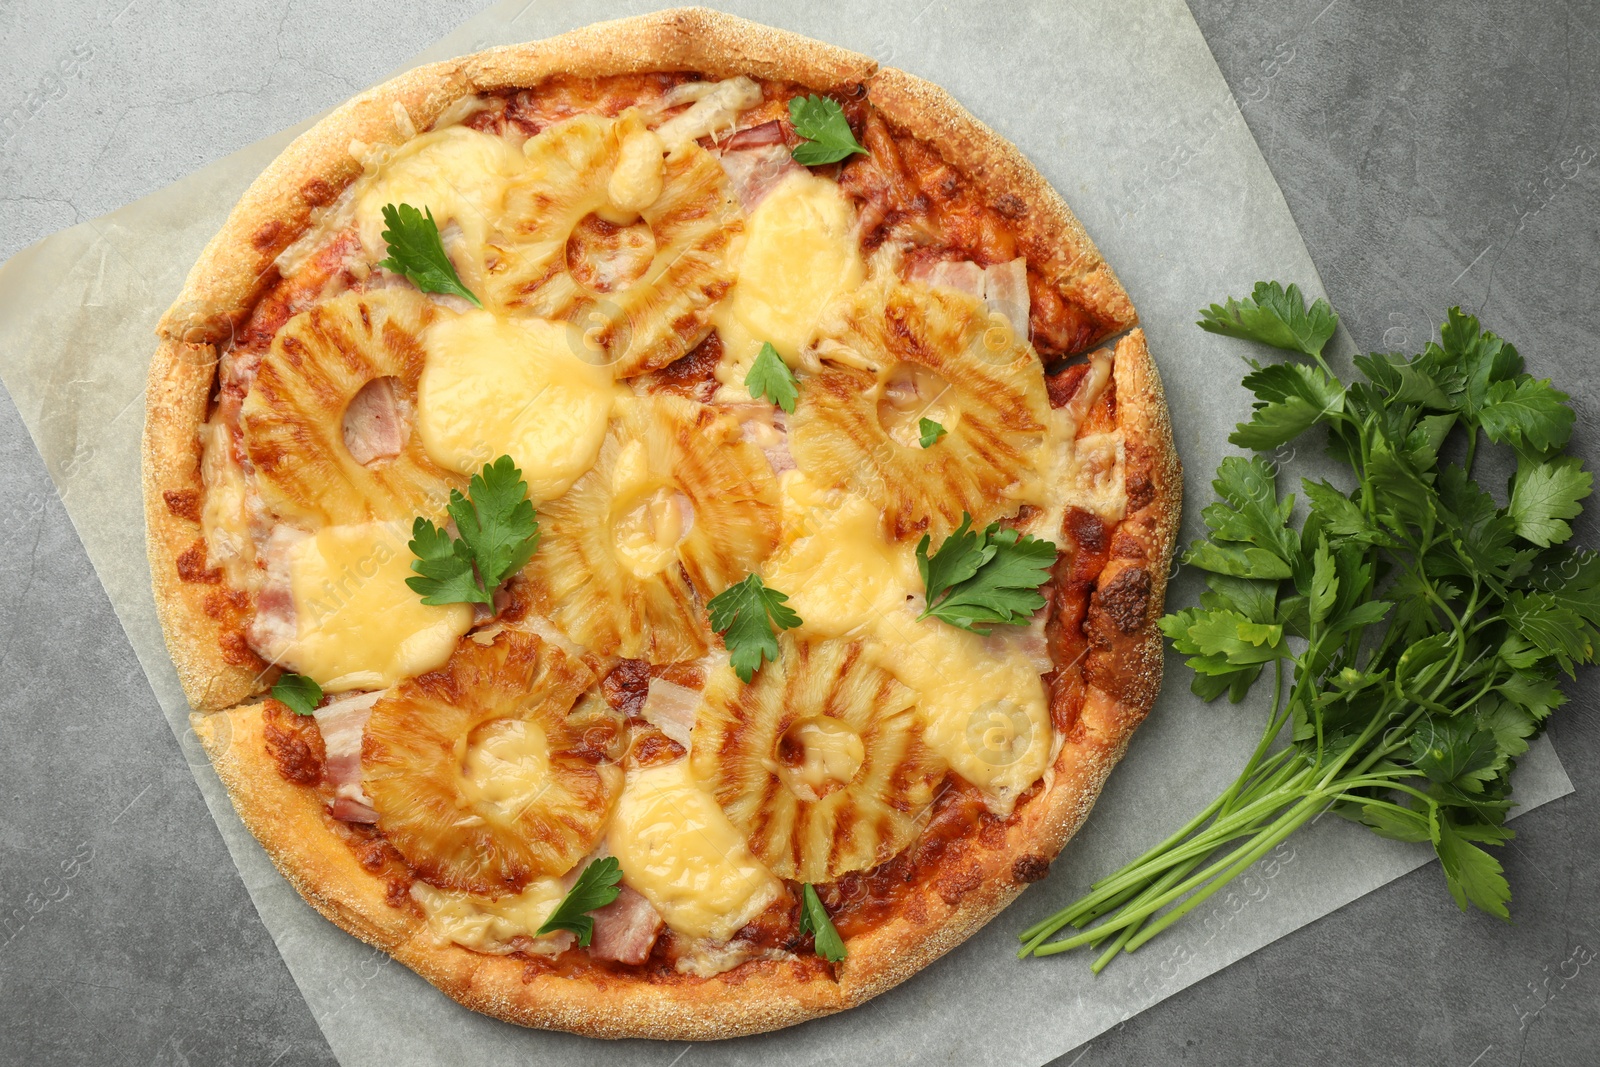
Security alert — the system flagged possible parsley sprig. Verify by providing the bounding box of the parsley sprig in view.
[788,95,867,166]
[536,857,623,946]
[799,883,846,962]
[746,341,798,413]
[271,672,322,716]
[1020,283,1597,969]
[407,455,540,606]
[378,202,482,307]
[707,573,801,682]
[917,513,1056,634]
[918,418,947,448]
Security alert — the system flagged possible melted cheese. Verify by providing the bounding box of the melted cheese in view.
[410,879,569,954]
[418,310,617,502]
[606,759,781,941]
[283,521,472,691]
[459,719,550,817]
[610,441,693,578]
[868,608,1052,816]
[713,171,864,387]
[788,719,866,793]
[602,126,666,223]
[351,126,525,287]
[761,473,918,640]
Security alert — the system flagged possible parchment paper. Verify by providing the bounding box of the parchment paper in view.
[0,1,1574,1065]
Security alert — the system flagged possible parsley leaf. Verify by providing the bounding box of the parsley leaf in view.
[917,513,1056,634]
[798,883,846,962]
[271,673,323,716]
[788,95,867,166]
[1509,455,1592,547]
[1432,813,1512,919]
[407,455,540,606]
[1478,377,1576,453]
[707,574,801,682]
[919,417,948,448]
[746,342,799,413]
[1197,281,1337,358]
[378,203,482,307]
[536,857,623,946]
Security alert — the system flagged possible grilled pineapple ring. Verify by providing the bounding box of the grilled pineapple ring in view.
[362,630,623,895]
[240,288,458,527]
[525,394,781,663]
[790,280,1053,542]
[691,638,946,883]
[483,109,742,378]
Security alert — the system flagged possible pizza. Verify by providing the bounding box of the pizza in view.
[142,8,1180,1039]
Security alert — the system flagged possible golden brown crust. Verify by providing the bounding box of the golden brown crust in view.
[863,67,1137,344]
[147,7,1178,1039]
[143,338,264,710]
[196,704,424,950]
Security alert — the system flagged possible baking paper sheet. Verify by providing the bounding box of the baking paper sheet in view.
[0,1,1575,1064]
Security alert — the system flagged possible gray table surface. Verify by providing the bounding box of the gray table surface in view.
[2,1,1596,1064]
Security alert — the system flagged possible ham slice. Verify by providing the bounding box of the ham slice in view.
[719,142,805,213]
[641,677,702,748]
[341,376,406,465]
[733,404,795,476]
[983,258,1031,339]
[724,119,786,150]
[588,885,664,965]
[314,690,382,823]
[246,525,306,662]
[908,257,1032,341]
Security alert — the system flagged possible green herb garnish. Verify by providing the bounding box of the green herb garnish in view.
[788,95,867,166]
[918,418,948,448]
[536,857,623,946]
[707,573,801,682]
[407,455,540,606]
[746,341,799,414]
[1020,282,1597,969]
[917,513,1056,634]
[799,883,846,962]
[271,673,323,716]
[377,202,482,307]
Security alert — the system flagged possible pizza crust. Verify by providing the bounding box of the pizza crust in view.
[147,7,1176,1038]
[143,337,265,711]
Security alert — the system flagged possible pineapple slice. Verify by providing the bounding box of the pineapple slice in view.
[690,638,946,883]
[789,279,1053,542]
[524,394,781,662]
[240,288,457,527]
[362,629,623,895]
[482,109,742,378]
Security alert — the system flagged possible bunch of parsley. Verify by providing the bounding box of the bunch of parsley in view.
[1021,282,1597,968]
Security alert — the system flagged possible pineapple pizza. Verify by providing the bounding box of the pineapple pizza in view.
[142,9,1180,1038]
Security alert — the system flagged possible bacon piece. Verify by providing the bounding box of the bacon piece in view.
[983,257,1031,337]
[246,525,304,662]
[329,796,380,823]
[732,404,794,476]
[341,376,406,465]
[641,677,701,748]
[314,690,382,822]
[909,257,985,298]
[588,885,665,965]
[724,119,787,150]
[719,142,805,212]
